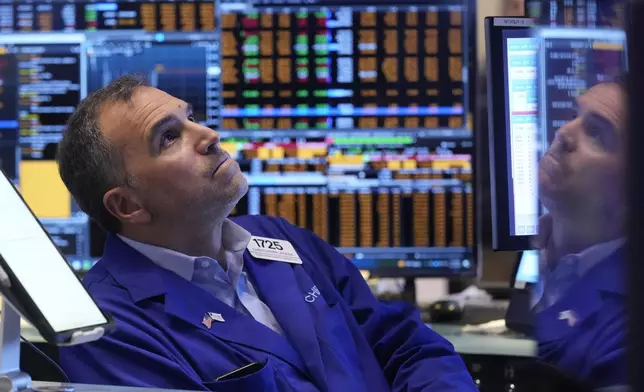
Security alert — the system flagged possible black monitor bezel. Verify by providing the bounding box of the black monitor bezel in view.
[485,16,534,251]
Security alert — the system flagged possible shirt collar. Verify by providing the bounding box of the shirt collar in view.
[220,218,252,252]
[117,219,252,282]
[560,237,625,278]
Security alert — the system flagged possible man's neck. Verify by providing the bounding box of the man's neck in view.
[120,219,225,260]
[549,210,622,262]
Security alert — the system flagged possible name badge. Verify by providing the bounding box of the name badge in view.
[248,236,302,264]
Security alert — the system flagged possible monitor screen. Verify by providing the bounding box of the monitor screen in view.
[503,29,539,237]
[0,33,96,274]
[515,249,538,287]
[0,168,108,333]
[220,0,477,277]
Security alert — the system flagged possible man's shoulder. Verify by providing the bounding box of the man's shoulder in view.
[82,263,137,307]
[82,264,167,329]
[82,261,111,289]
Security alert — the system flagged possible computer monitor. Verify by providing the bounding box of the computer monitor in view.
[486,23,627,251]
[484,17,537,251]
[0,32,97,274]
[219,0,478,277]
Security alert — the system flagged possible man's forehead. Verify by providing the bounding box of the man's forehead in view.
[578,83,623,107]
[577,83,625,126]
[97,86,185,141]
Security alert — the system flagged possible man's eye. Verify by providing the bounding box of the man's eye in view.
[160,131,179,148]
[588,130,604,147]
[583,114,617,150]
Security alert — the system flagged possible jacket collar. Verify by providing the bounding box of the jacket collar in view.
[588,245,626,295]
[101,233,169,302]
[542,238,625,280]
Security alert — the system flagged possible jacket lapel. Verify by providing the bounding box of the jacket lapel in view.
[244,252,330,392]
[101,234,309,378]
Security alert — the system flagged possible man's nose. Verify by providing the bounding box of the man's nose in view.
[196,126,221,155]
[552,123,577,153]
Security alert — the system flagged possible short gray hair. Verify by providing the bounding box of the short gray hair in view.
[57,74,147,233]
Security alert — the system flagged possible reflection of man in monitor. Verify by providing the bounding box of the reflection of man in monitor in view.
[539,82,625,251]
[534,80,627,388]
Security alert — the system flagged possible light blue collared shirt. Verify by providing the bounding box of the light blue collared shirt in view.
[534,237,625,310]
[117,219,283,335]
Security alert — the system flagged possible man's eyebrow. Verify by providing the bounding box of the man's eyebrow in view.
[147,114,179,146]
[146,103,193,147]
[586,110,617,132]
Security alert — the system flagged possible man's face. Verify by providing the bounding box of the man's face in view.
[100,86,247,227]
[539,83,625,215]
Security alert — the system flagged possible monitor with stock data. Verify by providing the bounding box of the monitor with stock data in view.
[486,19,626,251]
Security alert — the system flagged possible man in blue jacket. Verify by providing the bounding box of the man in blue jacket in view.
[534,80,627,388]
[56,74,476,391]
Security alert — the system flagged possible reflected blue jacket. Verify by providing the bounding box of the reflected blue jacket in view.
[535,247,626,388]
[59,216,476,391]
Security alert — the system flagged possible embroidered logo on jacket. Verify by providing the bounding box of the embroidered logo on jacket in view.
[305,286,321,303]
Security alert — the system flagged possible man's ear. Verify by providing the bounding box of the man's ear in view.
[103,187,151,225]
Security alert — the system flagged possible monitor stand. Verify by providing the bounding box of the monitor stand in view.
[0,300,73,392]
[0,300,32,391]
[402,278,417,305]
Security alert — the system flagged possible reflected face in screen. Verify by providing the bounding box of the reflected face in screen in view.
[538,83,625,216]
[99,86,248,227]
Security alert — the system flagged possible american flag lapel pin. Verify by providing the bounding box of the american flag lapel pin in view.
[202,313,213,329]
[209,312,225,323]
[558,310,578,327]
[202,312,225,329]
